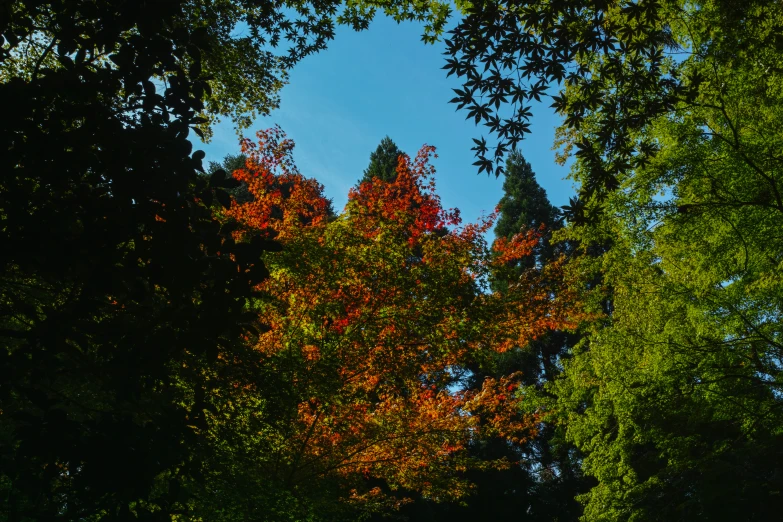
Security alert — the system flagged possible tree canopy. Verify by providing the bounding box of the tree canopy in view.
[524,0,783,519]
[3,0,783,520]
[178,128,587,517]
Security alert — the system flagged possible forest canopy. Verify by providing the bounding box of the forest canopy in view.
[2,0,782,521]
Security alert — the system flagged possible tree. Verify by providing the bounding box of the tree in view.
[492,154,588,522]
[364,151,590,522]
[440,1,783,518]
[495,152,559,242]
[358,136,405,186]
[0,1,450,519]
[0,3,272,518]
[490,153,574,384]
[209,128,586,517]
[493,151,562,285]
[208,153,254,203]
[538,1,783,519]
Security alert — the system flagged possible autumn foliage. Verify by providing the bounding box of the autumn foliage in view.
[225,127,333,237]
[221,128,585,508]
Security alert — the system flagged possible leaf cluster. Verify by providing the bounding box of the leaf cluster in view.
[444,0,685,206]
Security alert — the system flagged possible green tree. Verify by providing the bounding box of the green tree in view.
[495,152,559,241]
[494,151,561,275]
[538,1,783,519]
[490,152,568,388]
[444,1,783,518]
[358,136,404,185]
[482,153,586,522]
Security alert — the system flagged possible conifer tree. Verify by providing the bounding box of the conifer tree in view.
[495,152,560,240]
[486,152,586,522]
[357,136,404,185]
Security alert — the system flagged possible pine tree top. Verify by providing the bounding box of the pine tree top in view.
[358,136,403,186]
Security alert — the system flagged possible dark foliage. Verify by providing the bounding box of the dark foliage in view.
[208,153,254,203]
[0,1,350,519]
[495,151,560,268]
[471,154,588,522]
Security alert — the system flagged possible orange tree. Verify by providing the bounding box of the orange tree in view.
[197,128,586,517]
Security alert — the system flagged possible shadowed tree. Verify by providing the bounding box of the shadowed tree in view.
[209,153,253,203]
[0,1,451,519]
[465,153,586,522]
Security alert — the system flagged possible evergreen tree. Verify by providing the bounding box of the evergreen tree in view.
[357,136,404,185]
[495,151,561,270]
[495,152,559,239]
[485,153,587,521]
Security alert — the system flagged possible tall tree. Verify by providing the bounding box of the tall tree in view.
[480,153,587,522]
[493,151,562,282]
[373,152,588,522]
[495,152,559,242]
[358,136,405,185]
[493,154,588,522]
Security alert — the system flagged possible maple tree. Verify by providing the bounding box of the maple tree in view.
[379,151,590,522]
[199,128,587,515]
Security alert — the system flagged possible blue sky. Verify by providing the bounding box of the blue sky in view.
[196,15,577,231]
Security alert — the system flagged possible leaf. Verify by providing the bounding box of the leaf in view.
[215,188,232,209]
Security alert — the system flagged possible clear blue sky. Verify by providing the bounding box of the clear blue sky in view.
[196,15,577,230]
